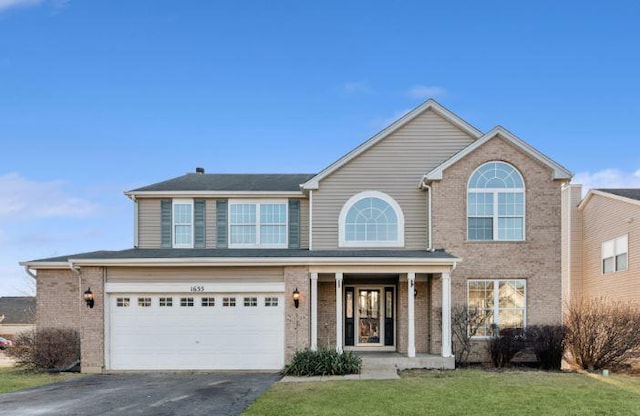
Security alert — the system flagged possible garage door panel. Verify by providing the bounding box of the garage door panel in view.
[109,293,284,370]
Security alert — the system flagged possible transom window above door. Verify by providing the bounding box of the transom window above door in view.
[228,200,288,248]
[467,162,525,241]
[339,191,404,247]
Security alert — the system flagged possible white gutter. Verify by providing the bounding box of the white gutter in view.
[23,265,37,279]
[125,190,306,198]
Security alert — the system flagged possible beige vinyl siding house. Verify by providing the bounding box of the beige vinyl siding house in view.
[22,99,573,373]
[569,189,640,302]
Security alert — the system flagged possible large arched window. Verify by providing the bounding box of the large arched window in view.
[467,162,525,241]
[339,191,405,247]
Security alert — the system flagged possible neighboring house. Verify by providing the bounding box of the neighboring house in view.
[21,99,573,373]
[564,187,640,303]
[0,296,36,338]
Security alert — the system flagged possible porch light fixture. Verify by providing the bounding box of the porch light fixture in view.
[292,288,300,308]
[83,288,95,309]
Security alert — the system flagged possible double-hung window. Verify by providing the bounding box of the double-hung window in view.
[229,200,287,248]
[468,162,525,241]
[173,199,194,248]
[467,279,526,337]
[602,235,628,274]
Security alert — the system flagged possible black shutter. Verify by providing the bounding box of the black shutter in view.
[194,200,206,248]
[160,199,172,248]
[216,199,228,248]
[288,199,300,248]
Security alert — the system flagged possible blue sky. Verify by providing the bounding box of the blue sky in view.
[1,0,640,295]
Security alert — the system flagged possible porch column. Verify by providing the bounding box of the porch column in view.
[335,272,343,353]
[407,272,416,358]
[310,272,318,351]
[441,271,453,357]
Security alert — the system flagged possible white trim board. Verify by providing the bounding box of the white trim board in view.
[105,282,285,293]
[423,126,573,183]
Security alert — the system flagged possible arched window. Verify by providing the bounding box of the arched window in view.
[339,191,405,247]
[467,162,525,241]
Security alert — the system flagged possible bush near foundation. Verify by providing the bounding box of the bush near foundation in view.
[283,349,361,376]
[6,328,80,370]
[525,325,567,371]
[487,328,525,368]
[565,297,640,371]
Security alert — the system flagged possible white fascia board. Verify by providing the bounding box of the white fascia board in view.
[578,189,640,211]
[302,99,483,190]
[105,281,285,294]
[423,126,573,183]
[65,256,461,268]
[125,191,306,199]
[19,261,69,269]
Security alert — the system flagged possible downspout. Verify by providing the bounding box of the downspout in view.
[69,260,82,329]
[127,194,139,248]
[23,265,37,279]
[309,189,313,250]
[419,180,433,251]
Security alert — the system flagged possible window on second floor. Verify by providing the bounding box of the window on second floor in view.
[173,199,194,248]
[467,162,525,241]
[602,235,628,274]
[228,200,288,248]
[338,191,404,247]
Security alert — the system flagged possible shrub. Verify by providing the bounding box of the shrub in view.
[7,328,80,370]
[487,328,525,368]
[565,297,640,371]
[283,349,361,376]
[525,325,567,370]
[450,305,487,366]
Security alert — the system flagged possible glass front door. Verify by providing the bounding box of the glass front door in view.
[358,289,381,345]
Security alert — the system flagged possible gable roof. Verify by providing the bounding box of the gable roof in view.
[423,126,573,183]
[127,173,316,197]
[301,99,484,190]
[0,297,36,325]
[578,188,640,210]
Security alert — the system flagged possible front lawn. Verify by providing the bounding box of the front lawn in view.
[245,369,640,416]
[0,367,81,394]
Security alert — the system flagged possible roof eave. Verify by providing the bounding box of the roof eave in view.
[125,190,307,198]
[578,189,640,211]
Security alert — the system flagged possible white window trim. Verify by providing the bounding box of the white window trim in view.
[602,234,628,274]
[228,199,288,249]
[467,279,527,339]
[172,198,194,248]
[467,162,526,242]
[338,191,405,248]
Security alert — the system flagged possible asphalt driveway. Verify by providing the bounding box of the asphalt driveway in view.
[0,372,280,416]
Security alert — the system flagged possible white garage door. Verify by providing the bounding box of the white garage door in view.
[109,293,284,370]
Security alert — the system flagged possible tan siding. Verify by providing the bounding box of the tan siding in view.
[312,109,476,250]
[138,199,161,248]
[432,136,564,327]
[581,195,640,302]
[206,199,217,248]
[570,186,583,299]
[300,198,309,249]
[107,267,284,283]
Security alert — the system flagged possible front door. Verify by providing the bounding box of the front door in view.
[358,289,381,345]
[345,285,395,349]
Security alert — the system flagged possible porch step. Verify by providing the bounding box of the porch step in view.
[358,352,455,371]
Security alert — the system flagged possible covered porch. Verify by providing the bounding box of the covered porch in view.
[306,258,457,369]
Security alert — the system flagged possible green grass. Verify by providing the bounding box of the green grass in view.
[0,367,81,394]
[244,369,640,416]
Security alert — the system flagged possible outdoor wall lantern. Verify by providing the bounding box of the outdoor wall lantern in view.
[83,287,95,309]
[292,288,300,308]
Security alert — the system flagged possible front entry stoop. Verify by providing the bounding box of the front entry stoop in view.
[358,352,455,375]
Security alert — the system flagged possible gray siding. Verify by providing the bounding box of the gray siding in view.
[206,199,217,248]
[312,109,476,250]
[138,199,161,248]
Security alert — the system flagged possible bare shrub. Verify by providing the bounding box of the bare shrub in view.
[565,297,640,371]
[7,328,80,370]
[450,305,487,366]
